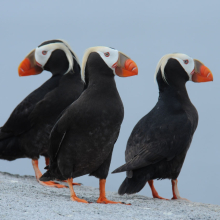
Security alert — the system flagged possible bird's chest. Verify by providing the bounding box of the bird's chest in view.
[86,107,123,140]
[183,104,198,135]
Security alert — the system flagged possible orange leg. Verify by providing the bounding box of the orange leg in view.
[171,179,189,201]
[32,159,67,188]
[97,179,129,204]
[67,178,88,203]
[148,180,168,200]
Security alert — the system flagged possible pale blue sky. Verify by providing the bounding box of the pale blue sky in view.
[0,0,219,205]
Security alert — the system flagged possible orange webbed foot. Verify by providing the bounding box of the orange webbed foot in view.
[70,196,88,203]
[97,179,131,205]
[152,193,169,200]
[171,196,190,201]
[62,180,82,186]
[38,180,68,188]
[67,178,88,203]
[97,197,130,205]
[32,159,67,188]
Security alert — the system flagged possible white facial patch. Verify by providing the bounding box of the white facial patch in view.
[154,53,195,84]
[96,47,119,74]
[35,42,78,74]
[173,54,195,81]
[81,46,119,81]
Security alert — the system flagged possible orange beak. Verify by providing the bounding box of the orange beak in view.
[114,52,138,77]
[192,59,213,82]
[18,49,43,77]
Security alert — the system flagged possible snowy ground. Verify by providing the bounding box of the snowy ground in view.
[0,172,220,220]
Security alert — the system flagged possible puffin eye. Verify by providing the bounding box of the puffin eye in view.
[42,51,47,55]
[104,52,110,57]
[184,60,189,64]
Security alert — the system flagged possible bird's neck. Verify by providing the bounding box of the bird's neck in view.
[158,83,192,108]
[158,81,198,133]
[51,57,81,80]
[58,69,83,89]
[85,67,117,93]
[50,57,81,76]
[44,74,63,88]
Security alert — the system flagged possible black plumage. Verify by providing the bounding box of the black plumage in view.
[113,56,213,200]
[40,47,138,203]
[0,40,84,187]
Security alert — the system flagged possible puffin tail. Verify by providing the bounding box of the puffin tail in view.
[112,155,148,174]
[118,167,152,195]
[40,161,65,182]
[0,135,25,161]
[40,170,54,182]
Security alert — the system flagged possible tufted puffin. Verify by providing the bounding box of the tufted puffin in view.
[40,46,138,203]
[112,53,213,200]
[0,39,84,187]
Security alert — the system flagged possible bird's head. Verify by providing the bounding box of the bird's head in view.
[18,39,80,76]
[81,46,138,84]
[155,53,213,87]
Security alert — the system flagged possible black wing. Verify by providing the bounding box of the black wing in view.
[1,93,45,138]
[113,107,193,173]
[0,76,60,139]
[28,87,63,127]
[48,105,74,163]
[29,75,83,128]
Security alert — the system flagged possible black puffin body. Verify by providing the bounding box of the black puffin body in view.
[40,46,138,203]
[113,53,213,200]
[0,40,84,187]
